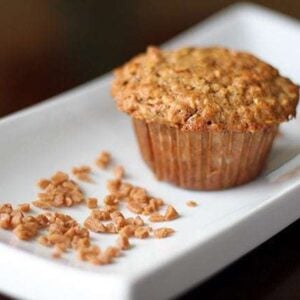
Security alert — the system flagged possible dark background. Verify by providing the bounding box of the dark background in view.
[0,1,300,299]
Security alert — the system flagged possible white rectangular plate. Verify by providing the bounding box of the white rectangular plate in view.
[0,3,300,300]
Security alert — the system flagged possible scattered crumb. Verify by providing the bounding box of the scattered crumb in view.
[119,225,135,238]
[92,209,111,221]
[134,226,149,239]
[72,165,93,183]
[95,151,111,169]
[32,200,51,210]
[37,179,51,190]
[164,205,179,221]
[84,217,106,233]
[186,200,198,207]
[114,165,125,179]
[106,178,121,194]
[104,246,120,258]
[117,235,130,250]
[52,246,63,259]
[104,195,119,205]
[149,213,165,222]
[0,203,13,214]
[86,198,98,209]
[18,203,31,213]
[154,228,174,239]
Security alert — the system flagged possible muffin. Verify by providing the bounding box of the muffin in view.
[111,46,299,190]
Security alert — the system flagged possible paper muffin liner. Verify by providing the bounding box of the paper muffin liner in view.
[132,119,278,190]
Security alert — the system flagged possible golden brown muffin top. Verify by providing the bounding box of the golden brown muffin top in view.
[111,46,299,131]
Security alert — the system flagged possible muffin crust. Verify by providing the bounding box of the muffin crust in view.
[111,47,299,132]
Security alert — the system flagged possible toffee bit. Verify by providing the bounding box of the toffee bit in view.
[164,205,179,221]
[134,227,149,239]
[117,235,130,250]
[114,165,125,179]
[37,179,51,190]
[86,198,98,209]
[119,225,136,238]
[186,200,198,207]
[32,200,51,210]
[72,165,93,183]
[91,209,111,221]
[106,178,121,193]
[18,203,30,213]
[95,151,111,169]
[153,227,174,239]
[0,203,13,214]
[84,217,107,233]
[104,195,119,205]
[149,213,165,223]
[127,201,143,214]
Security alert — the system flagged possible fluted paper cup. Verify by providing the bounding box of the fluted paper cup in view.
[132,119,277,190]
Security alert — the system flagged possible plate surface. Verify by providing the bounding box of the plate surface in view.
[1,3,300,300]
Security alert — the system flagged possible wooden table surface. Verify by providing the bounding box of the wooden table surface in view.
[0,1,300,299]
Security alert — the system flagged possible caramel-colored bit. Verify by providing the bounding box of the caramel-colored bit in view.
[97,254,113,265]
[129,187,148,203]
[104,195,119,205]
[86,197,98,209]
[38,236,51,247]
[114,216,127,231]
[104,246,120,258]
[114,165,124,179]
[127,201,143,214]
[134,216,144,226]
[125,217,135,225]
[51,171,69,185]
[84,217,107,233]
[143,203,156,215]
[95,151,111,169]
[76,245,101,261]
[117,235,130,250]
[186,200,198,207]
[13,223,39,240]
[76,173,93,183]
[35,214,49,228]
[0,213,11,229]
[72,165,93,183]
[72,236,90,250]
[106,178,121,193]
[55,242,69,252]
[134,227,149,239]
[52,247,63,259]
[104,205,118,213]
[91,209,111,221]
[119,225,135,238]
[18,203,30,213]
[110,211,124,221]
[32,200,51,210]
[149,213,165,222]
[117,182,132,198]
[72,165,91,175]
[37,179,51,190]
[164,205,179,221]
[47,233,67,244]
[106,223,117,234]
[0,203,13,214]
[153,227,174,239]
[11,211,24,228]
